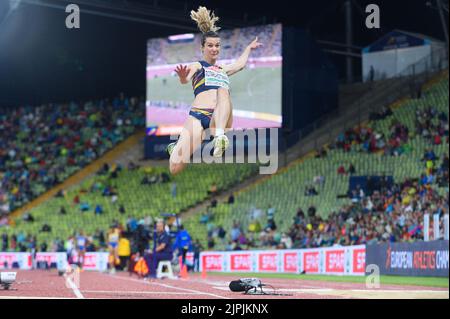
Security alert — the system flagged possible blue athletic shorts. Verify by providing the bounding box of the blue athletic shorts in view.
[189,107,214,129]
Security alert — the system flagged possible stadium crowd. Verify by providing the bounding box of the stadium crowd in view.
[0,94,145,214]
[332,105,448,156]
[203,169,448,251]
[203,99,449,251]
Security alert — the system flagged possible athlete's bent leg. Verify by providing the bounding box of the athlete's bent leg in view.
[169,117,204,175]
[211,88,231,135]
[211,94,232,157]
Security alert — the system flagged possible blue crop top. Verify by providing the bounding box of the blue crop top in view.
[191,60,230,97]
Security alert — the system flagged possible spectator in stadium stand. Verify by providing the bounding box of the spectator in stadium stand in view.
[313,175,325,187]
[433,133,442,145]
[279,233,293,249]
[227,193,235,204]
[267,204,276,220]
[337,165,346,175]
[369,65,375,82]
[144,220,173,278]
[23,212,34,222]
[0,214,9,228]
[59,206,67,215]
[29,235,37,254]
[230,221,241,242]
[192,239,203,272]
[293,209,305,225]
[348,163,356,175]
[41,224,52,233]
[307,206,317,218]
[1,233,8,251]
[40,242,48,252]
[207,183,218,196]
[131,221,148,256]
[210,198,217,208]
[0,96,145,214]
[86,239,96,252]
[10,234,17,252]
[160,172,170,183]
[76,230,88,269]
[107,225,120,274]
[422,148,437,162]
[95,204,103,215]
[320,146,328,158]
[207,235,215,249]
[237,232,247,246]
[126,217,138,233]
[171,182,177,198]
[80,202,90,212]
[305,185,319,196]
[231,239,243,251]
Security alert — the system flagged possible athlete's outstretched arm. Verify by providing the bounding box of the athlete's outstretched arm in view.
[174,63,200,84]
[223,37,262,76]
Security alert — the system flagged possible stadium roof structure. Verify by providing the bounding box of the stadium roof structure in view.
[362,29,446,53]
[396,30,444,44]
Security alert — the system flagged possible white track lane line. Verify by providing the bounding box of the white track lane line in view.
[350,289,448,293]
[83,290,203,295]
[101,273,230,299]
[0,296,74,299]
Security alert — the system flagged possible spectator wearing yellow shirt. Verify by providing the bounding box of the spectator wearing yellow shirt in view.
[426,160,434,175]
[402,193,412,206]
[118,233,131,271]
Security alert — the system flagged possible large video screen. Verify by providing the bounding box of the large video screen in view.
[146,23,282,136]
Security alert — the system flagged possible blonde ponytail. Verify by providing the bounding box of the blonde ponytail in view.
[190,6,221,33]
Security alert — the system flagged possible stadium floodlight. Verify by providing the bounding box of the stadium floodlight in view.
[168,33,195,42]
[0,272,17,290]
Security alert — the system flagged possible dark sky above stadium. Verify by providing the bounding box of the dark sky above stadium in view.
[0,0,448,106]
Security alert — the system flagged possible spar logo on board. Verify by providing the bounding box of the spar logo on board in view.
[0,253,32,270]
[325,250,345,273]
[35,254,58,267]
[202,254,223,271]
[0,253,17,268]
[230,253,252,271]
[303,251,320,273]
[283,252,298,273]
[82,255,96,269]
[353,248,366,273]
[72,253,97,269]
[258,253,278,272]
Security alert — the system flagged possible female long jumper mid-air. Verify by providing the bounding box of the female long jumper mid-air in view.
[167,6,262,175]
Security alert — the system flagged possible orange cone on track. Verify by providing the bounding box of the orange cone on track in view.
[180,264,189,279]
